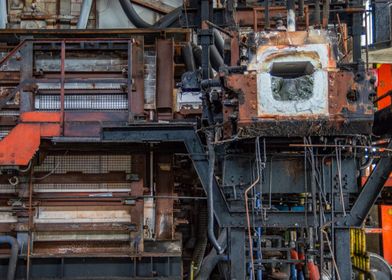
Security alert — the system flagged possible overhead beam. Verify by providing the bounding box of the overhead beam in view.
[131,0,175,14]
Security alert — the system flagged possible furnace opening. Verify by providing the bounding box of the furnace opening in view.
[270,61,315,101]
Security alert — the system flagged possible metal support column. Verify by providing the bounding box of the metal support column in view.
[229,228,246,280]
[19,40,33,113]
[335,228,352,280]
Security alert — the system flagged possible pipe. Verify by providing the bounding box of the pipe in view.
[119,0,152,28]
[0,236,19,280]
[207,132,224,255]
[77,0,93,29]
[322,0,330,28]
[314,0,321,26]
[287,0,296,31]
[0,0,7,29]
[182,42,196,71]
[192,43,214,77]
[298,0,304,17]
[213,29,224,56]
[264,0,270,29]
[195,230,228,280]
[210,45,224,72]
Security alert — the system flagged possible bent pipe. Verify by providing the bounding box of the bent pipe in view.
[182,42,196,71]
[119,0,152,28]
[213,29,224,56]
[192,43,224,73]
[210,45,224,72]
[207,133,224,255]
[0,236,19,280]
[195,230,228,280]
[77,0,93,29]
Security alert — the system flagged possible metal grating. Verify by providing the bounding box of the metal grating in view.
[0,184,16,194]
[33,155,133,192]
[34,155,132,174]
[34,183,131,193]
[35,94,128,111]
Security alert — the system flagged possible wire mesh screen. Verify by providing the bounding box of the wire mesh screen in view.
[34,154,132,174]
[34,183,132,192]
[35,94,128,111]
[33,154,133,192]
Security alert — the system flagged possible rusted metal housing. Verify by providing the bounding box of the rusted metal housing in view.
[223,31,374,137]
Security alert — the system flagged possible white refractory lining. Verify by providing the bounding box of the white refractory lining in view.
[256,44,329,117]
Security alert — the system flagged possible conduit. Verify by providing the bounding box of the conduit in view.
[195,230,228,280]
[207,132,224,255]
[0,235,19,280]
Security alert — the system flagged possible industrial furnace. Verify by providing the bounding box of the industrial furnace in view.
[0,0,390,280]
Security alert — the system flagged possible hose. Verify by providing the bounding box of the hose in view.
[207,132,224,255]
[0,235,19,280]
[195,230,228,280]
[77,0,93,29]
[119,0,152,28]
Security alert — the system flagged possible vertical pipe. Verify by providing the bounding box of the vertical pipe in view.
[77,0,93,29]
[127,40,133,121]
[26,167,34,280]
[0,0,7,28]
[256,196,262,280]
[0,236,19,280]
[352,12,363,62]
[287,0,296,31]
[299,0,304,17]
[201,0,210,80]
[322,0,330,28]
[265,0,270,29]
[60,41,65,135]
[314,0,321,26]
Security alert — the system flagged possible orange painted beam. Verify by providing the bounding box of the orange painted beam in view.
[0,112,61,166]
[377,64,392,110]
[20,112,61,122]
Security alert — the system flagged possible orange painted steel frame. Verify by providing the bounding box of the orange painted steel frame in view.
[381,205,392,264]
[0,112,61,165]
[377,64,392,109]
